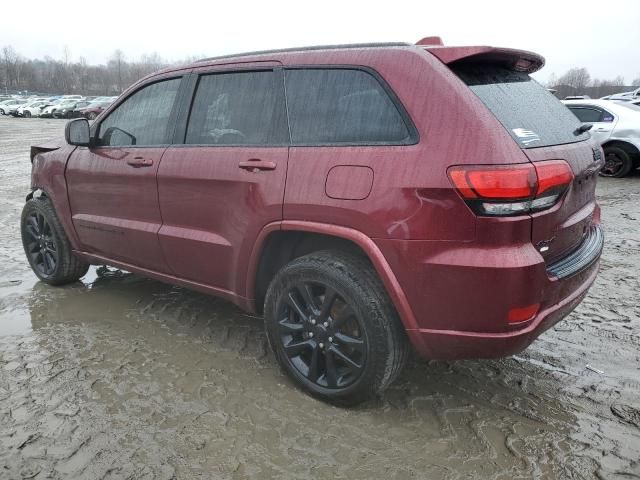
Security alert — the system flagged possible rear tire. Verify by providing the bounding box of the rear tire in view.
[264,250,409,406]
[601,146,634,178]
[23,111,31,118]
[21,197,89,285]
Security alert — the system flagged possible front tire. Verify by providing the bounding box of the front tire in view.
[87,112,97,120]
[264,250,409,406]
[23,110,31,118]
[21,197,89,285]
[601,146,634,178]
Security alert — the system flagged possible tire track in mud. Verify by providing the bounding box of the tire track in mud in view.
[1,117,639,479]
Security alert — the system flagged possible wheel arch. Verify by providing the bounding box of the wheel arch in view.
[247,221,420,339]
[602,139,640,159]
[26,185,82,251]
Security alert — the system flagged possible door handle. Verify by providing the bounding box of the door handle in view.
[238,159,276,172]
[127,156,154,167]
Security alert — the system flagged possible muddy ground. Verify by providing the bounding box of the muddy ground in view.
[0,116,638,479]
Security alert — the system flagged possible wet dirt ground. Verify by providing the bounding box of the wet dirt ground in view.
[0,116,638,479]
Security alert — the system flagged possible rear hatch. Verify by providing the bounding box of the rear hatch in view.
[427,46,601,263]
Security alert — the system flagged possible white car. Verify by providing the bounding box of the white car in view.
[0,99,28,115]
[602,87,640,101]
[40,100,68,118]
[17,100,49,118]
[563,99,640,177]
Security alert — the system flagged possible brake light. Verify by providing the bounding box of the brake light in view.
[448,161,573,216]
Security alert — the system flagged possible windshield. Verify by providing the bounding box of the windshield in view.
[452,64,589,148]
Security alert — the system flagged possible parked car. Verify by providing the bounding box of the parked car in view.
[605,87,640,101]
[7,100,31,116]
[53,101,91,119]
[0,99,25,115]
[40,99,71,118]
[22,40,604,405]
[564,95,591,100]
[76,100,112,119]
[563,99,640,177]
[15,101,47,117]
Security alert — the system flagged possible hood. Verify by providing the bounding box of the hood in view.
[30,137,64,162]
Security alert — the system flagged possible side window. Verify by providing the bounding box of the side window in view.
[98,78,181,147]
[285,69,412,145]
[600,109,615,122]
[568,107,604,123]
[185,71,287,145]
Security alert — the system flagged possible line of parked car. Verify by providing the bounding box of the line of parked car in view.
[0,95,117,120]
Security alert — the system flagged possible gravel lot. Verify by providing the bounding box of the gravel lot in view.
[0,116,639,479]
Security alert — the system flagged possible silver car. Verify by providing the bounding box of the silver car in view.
[563,99,640,177]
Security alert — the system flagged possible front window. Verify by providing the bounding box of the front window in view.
[97,78,181,147]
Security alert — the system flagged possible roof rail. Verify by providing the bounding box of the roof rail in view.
[196,42,411,63]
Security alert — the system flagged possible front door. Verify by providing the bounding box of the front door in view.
[157,69,289,293]
[66,77,182,272]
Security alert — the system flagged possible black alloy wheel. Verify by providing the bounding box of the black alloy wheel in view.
[600,146,633,178]
[23,211,58,277]
[264,251,409,405]
[276,281,366,389]
[21,197,89,285]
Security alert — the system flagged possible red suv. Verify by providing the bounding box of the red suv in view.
[21,39,604,405]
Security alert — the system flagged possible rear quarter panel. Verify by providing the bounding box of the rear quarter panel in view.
[280,47,530,241]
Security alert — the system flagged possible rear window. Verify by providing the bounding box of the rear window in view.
[452,64,589,148]
[568,107,607,123]
[186,71,288,145]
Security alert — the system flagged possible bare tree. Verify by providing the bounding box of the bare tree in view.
[632,75,640,87]
[557,67,591,91]
[110,49,126,93]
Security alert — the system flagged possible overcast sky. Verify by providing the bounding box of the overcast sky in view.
[2,0,639,84]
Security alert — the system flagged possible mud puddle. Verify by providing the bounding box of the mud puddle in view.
[1,117,639,479]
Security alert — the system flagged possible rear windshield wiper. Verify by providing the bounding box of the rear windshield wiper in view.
[574,123,593,136]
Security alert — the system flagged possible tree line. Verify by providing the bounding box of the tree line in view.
[1,46,198,96]
[547,67,640,98]
[3,45,640,98]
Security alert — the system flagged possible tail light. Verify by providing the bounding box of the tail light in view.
[447,160,573,216]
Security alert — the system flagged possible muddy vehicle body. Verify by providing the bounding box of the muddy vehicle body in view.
[21,38,604,405]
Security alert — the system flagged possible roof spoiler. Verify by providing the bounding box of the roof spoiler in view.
[421,44,545,74]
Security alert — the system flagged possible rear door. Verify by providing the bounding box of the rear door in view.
[451,63,601,262]
[157,67,289,292]
[66,76,182,271]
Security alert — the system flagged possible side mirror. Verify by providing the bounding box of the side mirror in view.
[65,118,91,147]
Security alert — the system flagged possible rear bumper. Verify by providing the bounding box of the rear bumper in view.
[407,263,598,359]
[375,224,602,360]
